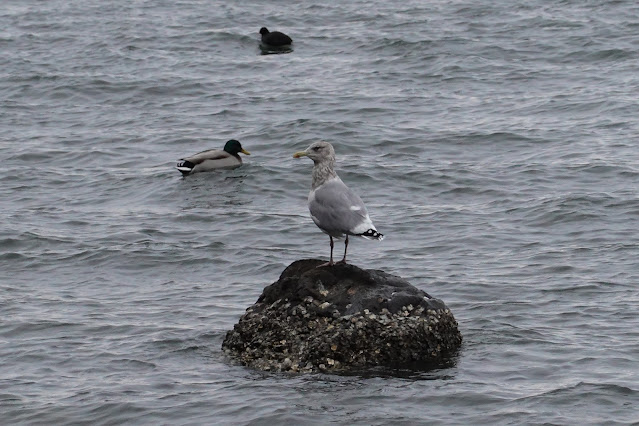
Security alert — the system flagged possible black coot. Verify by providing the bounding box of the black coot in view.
[259,27,293,47]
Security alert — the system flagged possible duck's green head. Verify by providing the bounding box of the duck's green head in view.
[224,139,250,156]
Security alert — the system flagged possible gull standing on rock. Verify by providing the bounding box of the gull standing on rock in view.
[293,142,384,266]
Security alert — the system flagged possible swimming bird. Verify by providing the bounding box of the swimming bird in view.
[293,141,383,266]
[259,27,293,47]
[176,139,250,176]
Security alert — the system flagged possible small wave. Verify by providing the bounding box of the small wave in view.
[108,358,157,369]
[0,320,81,338]
[525,381,638,400]
[562,48,636,63]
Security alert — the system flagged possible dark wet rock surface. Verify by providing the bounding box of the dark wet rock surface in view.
[222,259,463,373]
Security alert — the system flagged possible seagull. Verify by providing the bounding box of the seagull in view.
[259,27,293,47]
[176,140,250,176]
[293,141,383,266]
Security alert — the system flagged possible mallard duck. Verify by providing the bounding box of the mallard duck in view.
[293,141,383,266]
[177,139,250,176]
[259,27,293,47]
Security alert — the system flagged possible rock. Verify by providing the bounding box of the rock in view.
[222,259,462,373]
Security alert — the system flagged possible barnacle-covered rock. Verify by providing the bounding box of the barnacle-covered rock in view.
[222,259,462,373]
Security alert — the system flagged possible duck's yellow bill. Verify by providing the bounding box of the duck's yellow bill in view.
[241,149,251,155]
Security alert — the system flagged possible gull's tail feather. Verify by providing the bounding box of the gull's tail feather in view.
[359,229,384,241]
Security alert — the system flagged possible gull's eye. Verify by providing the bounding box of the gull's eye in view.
[312,146,320,151]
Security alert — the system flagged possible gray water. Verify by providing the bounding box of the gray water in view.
[2,0,639,424]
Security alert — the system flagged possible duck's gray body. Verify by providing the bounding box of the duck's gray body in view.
[177,139,250,176]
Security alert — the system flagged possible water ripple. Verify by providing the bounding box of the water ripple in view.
[2,0,639,424]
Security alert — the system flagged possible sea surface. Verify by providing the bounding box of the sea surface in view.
[2,0,639,424]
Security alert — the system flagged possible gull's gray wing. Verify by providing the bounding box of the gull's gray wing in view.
[308,178,371,236]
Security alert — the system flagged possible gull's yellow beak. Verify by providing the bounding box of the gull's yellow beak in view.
[293,151,307,158]
[241,148,251,155]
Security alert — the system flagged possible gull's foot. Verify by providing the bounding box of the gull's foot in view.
[316,261,334,268]
[335,259,347,265]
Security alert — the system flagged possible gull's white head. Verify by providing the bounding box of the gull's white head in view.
[293,141,336,164]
